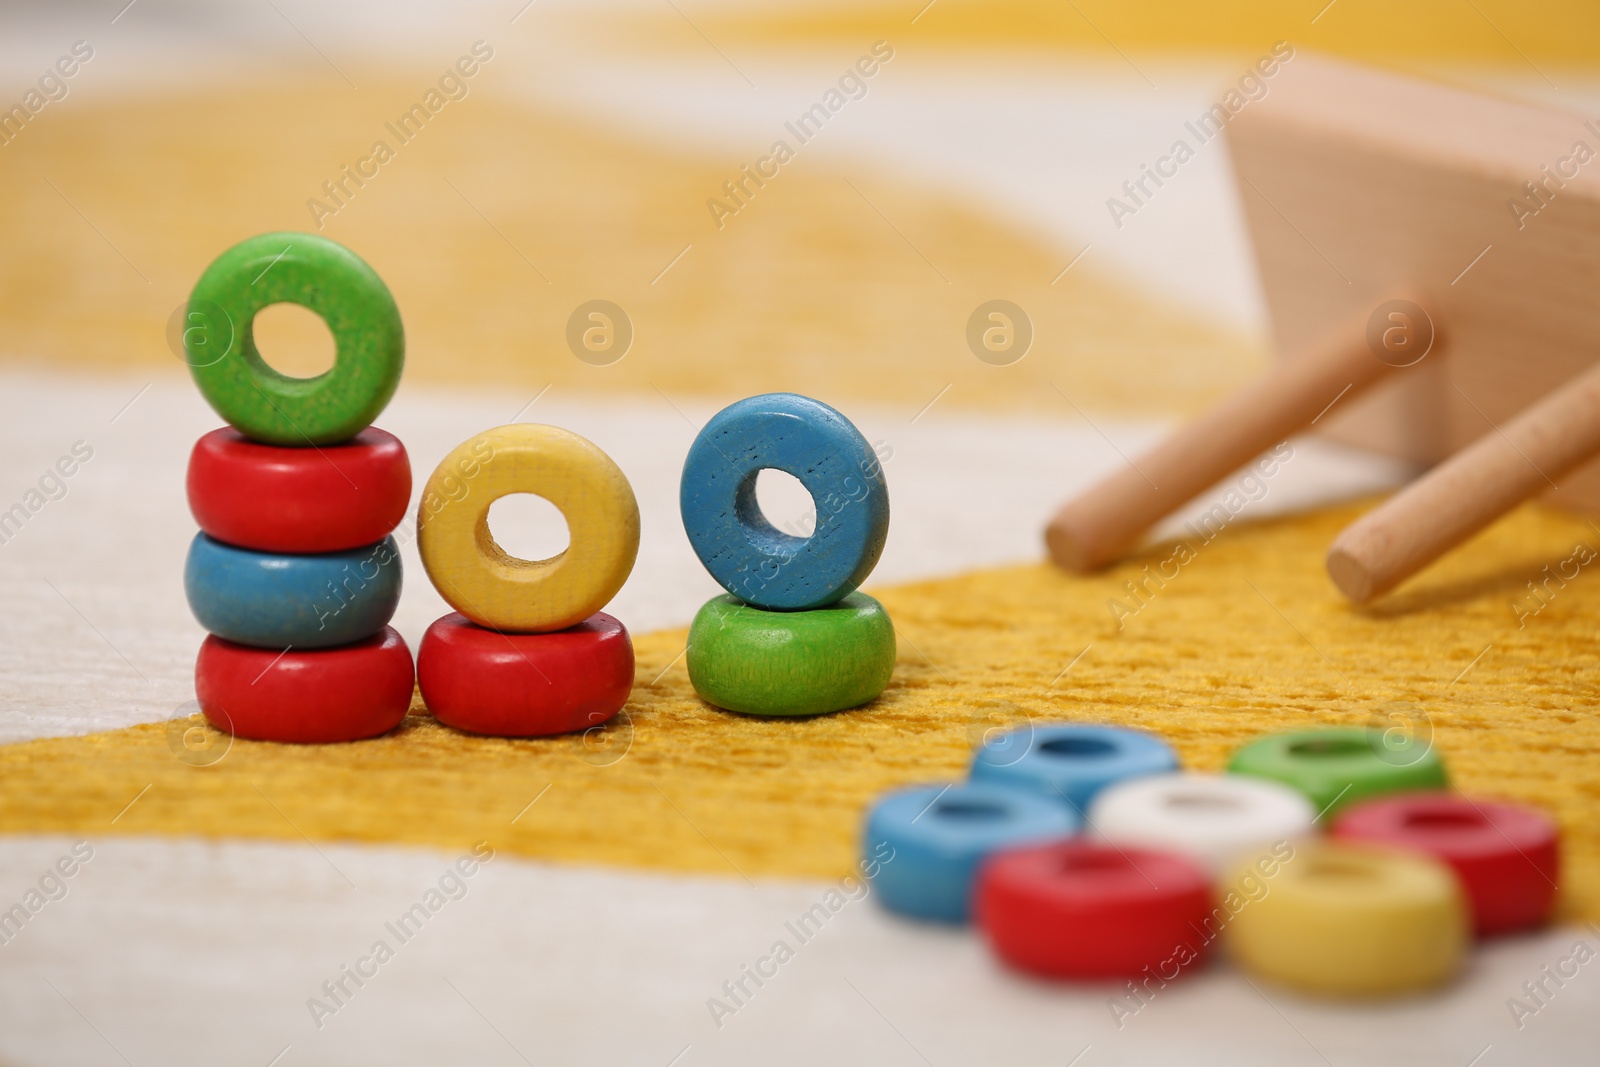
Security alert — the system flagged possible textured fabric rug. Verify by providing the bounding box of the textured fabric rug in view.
[5,499,1594,920]
[3,7,1597,1062]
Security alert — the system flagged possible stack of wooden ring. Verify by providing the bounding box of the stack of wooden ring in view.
[679,393,895,717]
[183,232,416,743]
[414,424,640,737]
[865,723,1560,998]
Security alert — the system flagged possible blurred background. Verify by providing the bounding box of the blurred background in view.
[1,2,1598,1064]
[5,0,1593,414]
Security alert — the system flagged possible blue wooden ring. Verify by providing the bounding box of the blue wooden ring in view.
[970,724,1178,812]
[865,782,1078,923]
[184,533,402,649]
[679,393,889,610]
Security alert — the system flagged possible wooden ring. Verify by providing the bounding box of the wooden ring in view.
[977,841,1215,980]
[196,626,414,743]
[679,392,889,611]
[1332,793,1559,936]
[1087,772,1316,875]
[184,533,402,649]
[686,592,895,716]
[187,232,404,445]
[416,424,640,633]
[969,724,1177,811]
[187,427,411,553]
[865,782,1077,923]
[418,611,634,737]
[1227,841,1468,996]
[1228,727,1449,818]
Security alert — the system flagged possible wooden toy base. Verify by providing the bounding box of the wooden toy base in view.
[1228,55,1600,514]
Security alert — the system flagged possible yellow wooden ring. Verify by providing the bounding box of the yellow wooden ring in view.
[1226,841,1468,998]
[416,424,640,633]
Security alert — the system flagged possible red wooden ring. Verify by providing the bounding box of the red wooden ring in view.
[418,611,634,737]
[977,841,1214,980]
[187,427,411,553]
[1332,792,1559,936]
[195,626,414,743]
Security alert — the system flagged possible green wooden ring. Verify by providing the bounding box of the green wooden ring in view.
[186,232,404,445]
[1227,727,1448,818]
[687,592,895,717]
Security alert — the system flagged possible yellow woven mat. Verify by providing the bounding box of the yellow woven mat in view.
[0,81,1252,418]
[3,499,1596,921]
[672,0,1597,64]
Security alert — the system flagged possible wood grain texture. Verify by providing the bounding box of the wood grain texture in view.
[186,233,404,445]
[183,533,402,649]
[679,393,890,610]
[416,424,640,633]
[1328,363,1600,603]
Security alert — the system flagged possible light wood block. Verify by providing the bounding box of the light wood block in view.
[1045,54,1600,576]
[1227,54,1600,512]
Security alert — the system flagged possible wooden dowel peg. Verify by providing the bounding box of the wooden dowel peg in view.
[1046,314,1406,572]
[1327,362,1600,604]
